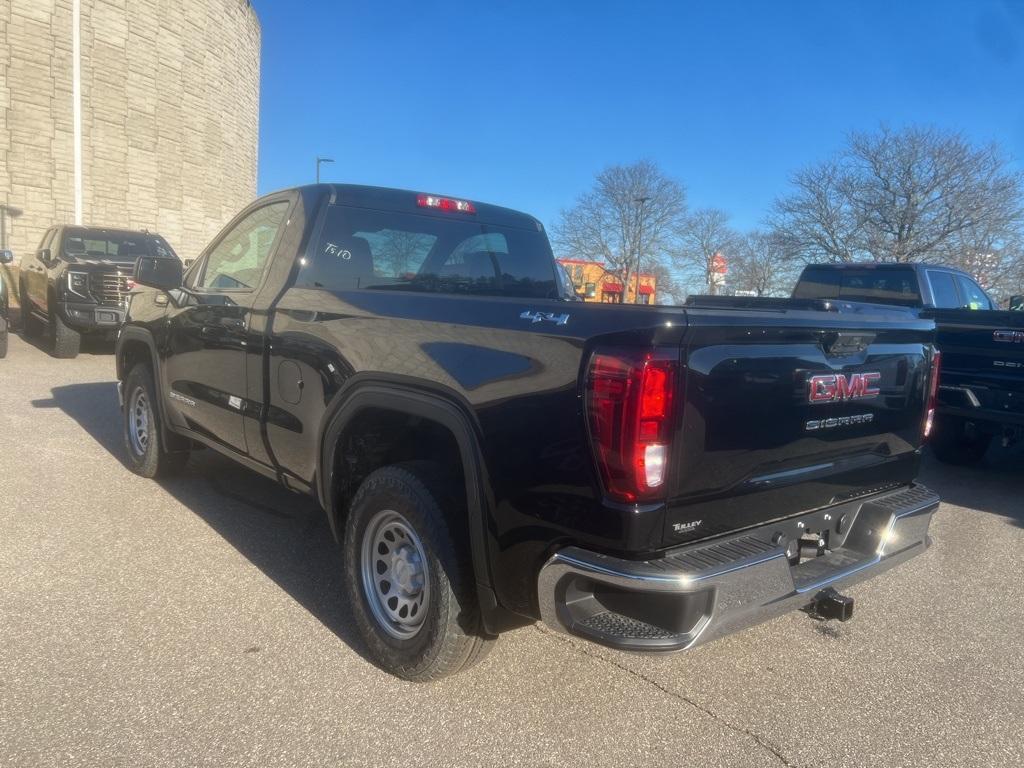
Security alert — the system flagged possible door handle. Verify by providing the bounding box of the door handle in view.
[200,318,246,338]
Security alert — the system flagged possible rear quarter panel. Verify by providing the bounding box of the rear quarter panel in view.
[265,290,687,615]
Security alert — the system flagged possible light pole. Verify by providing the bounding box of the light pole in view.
[316,156,334,184]
[0,203,24,251]
[633,196,650,304]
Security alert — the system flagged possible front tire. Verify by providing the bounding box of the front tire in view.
[51,312,81,359]
[122,364,189,478]
[930,415,992,466]
[343,462,494,681]
[0,317,7,358]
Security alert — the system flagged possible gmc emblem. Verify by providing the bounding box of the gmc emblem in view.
[808,372,881,404]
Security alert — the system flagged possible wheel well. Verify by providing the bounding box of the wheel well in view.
[119,339,154,380]
[332,407,466,528]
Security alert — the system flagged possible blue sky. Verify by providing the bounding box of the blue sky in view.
[251,0,1024,233]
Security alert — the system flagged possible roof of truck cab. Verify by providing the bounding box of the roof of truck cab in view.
[803,262,970,276]
[60,226,164,237]
[282,183,546,232]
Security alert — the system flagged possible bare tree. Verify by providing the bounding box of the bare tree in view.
[673,208,740,295]
[769,161,860,263]
[770,126,1024,267]
[552,160,687,301]
[729,230,800,297]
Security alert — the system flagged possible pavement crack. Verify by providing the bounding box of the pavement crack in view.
[534,626,799,768]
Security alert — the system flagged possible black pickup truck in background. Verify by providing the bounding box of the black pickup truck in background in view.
[19,226,179,358]
[794,262,1024,464]
[116,184,940,680]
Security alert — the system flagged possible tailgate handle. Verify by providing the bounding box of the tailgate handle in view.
[822,332,874,357]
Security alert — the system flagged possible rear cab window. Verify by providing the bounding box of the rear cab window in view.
[298,205,557,299]
[793,267,840,300]
[795,266,921,306]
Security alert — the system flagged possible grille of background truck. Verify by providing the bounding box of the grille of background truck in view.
[89,271,131,307]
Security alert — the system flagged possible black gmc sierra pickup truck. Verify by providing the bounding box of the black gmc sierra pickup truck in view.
[117,184,940,680]
[794,262,1024,465]
[19,226,178,358]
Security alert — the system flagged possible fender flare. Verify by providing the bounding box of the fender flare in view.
[116,325,181,453]
[115,325,161,381]
[318,377,493,591]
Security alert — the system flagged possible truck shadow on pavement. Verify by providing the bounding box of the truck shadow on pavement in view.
[32,381,372,664]
[14,328,116,357]
[918,450,1023,528]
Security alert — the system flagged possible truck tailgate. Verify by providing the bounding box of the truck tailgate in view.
[928,309,1024,421]
[664,308,934,545]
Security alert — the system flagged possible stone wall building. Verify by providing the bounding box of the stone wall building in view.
[0,0,260,290]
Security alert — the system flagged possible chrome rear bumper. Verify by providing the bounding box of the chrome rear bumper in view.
[537,484,938,651]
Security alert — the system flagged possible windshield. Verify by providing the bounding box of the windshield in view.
[61,230,178,262]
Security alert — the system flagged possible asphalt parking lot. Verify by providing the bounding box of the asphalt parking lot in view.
[1,330,1022,768]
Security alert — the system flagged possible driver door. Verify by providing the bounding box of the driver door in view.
[161,197,292,454]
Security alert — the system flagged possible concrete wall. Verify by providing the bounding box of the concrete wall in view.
[0,0,260,298]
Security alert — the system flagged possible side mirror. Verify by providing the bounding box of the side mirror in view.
[37,248,51,264]
[1010,295,1024,311]
[0,249,13,265]
[134,256,183,291]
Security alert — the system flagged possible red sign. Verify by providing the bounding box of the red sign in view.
[712,253,727,275]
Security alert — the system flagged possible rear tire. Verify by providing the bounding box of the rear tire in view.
[930,416,991,466]
[0,317,7,358]
[52,312,81,359]
[343,461,494,681]
[122,364,189,478]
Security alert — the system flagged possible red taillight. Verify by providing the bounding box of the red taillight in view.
[923,350,941,440]
[416,193,477,214]
[586,349,679,503]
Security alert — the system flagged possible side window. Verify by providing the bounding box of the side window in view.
[927,271,960,309]
[199,202,289,290]
[954,275,992,310]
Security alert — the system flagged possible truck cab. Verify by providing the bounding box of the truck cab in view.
[792,262,995,310]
